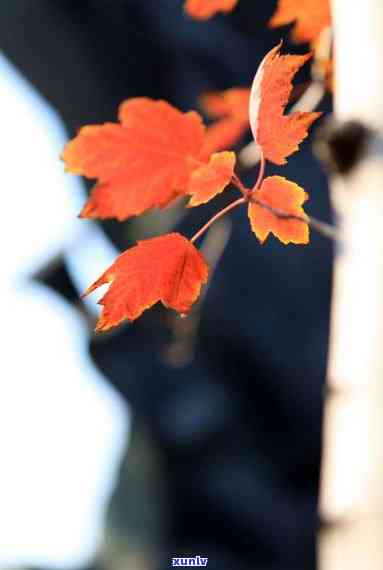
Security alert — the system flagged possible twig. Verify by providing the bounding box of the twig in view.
[190,197,246,244]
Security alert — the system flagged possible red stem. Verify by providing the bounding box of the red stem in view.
[190,153,337,247]
[253,152,265,191]
[190,197,246,244]
[231,174,248,196]
[191,156,267,245]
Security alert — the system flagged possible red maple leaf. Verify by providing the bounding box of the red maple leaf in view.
[269,0,331,44]
[84,233,209,331]
[62,98,234,221]
[249,43,321,165]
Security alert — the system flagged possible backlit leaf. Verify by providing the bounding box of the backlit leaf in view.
[188,151,235,207]
[269,0,331,44]
[249,43,321,165]
[184,0,239,20]
[248,175,309,244]
[84,233,209,331]
[62,98,206,221]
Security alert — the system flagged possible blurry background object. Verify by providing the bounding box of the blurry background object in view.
[319,0,383,569]
[0,52,128,568]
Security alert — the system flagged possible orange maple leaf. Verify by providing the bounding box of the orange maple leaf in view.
[200,88,250,158]
[62,98,234,221]
[269,0,331,44]
[248,176,309,244]
[201,89,250,122]
[184,0,239,20]
[249,43,321,165]
[188,151,235,207]
[84,233,209,331]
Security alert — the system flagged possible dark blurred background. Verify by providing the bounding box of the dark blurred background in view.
[0,1,333,569]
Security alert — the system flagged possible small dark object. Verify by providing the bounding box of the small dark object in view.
[315,118,371,175]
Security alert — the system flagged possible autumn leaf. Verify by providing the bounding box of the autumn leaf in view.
[200,88,250,157]
[201,89,250,122]
[184,0,239,20]
[84,233,209,331]
[62,98,207,221]
[248,176,309,244]
[62,97,237,220]
[187,151,235,207]
[269,0,331,44]
[249,43,321,165]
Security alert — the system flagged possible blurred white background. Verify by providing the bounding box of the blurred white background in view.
[0,53,129,568]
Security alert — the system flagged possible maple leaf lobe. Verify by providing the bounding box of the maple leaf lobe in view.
[188,151,235,207]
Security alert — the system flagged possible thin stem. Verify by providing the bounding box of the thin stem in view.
[232,153,265,199]
[191,167,337,246]
[231,174,248,196]
[253,152,266,191]
[307,215,338,240]
[190,197,246,244]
